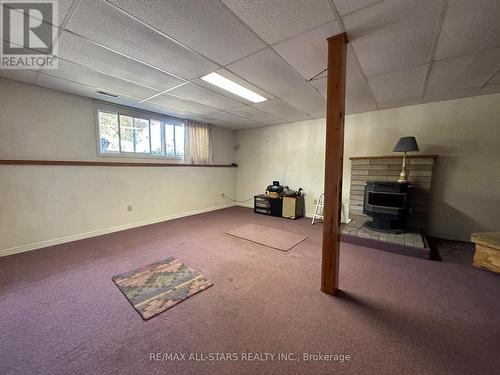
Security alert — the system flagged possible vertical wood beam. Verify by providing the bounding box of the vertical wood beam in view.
[321,33,348,295]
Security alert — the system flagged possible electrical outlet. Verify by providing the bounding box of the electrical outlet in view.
[127,205,132,212]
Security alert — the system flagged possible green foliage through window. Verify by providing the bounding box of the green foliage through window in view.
[98,109,184,158]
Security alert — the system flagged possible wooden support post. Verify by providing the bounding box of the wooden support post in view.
[321,33,348,295]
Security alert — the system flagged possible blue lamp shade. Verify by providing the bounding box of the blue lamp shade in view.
[393,136,419,153]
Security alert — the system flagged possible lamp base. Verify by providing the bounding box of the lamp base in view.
[397,152,408,184]
[397,170,408,184]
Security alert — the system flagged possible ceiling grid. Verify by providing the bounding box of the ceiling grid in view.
[1,0,499,129]
[420,0,448,103]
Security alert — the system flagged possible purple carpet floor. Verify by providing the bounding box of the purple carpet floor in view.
[226,223,308,251]
[0,206,499,375]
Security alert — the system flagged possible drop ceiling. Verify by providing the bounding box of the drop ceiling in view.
[1,0,499,129]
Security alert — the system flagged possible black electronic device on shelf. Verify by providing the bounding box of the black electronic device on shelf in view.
[255,180,304,219]
[254,194,282,217]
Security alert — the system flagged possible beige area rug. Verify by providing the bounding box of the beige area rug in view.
[226,223,309,251]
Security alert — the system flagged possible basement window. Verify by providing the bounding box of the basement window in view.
[96,103,185,159]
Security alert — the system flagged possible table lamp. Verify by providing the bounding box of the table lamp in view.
[393,136,419,183]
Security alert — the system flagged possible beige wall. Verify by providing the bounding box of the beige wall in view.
[234,119,326,216]
[0,79,236,255]
[235,93,500,241]
[2,78,499,254]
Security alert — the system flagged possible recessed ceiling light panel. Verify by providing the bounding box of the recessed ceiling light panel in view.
[201,72,267,103]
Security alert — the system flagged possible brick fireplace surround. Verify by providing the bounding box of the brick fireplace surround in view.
[342,155,437,258]
[349,155,437,229]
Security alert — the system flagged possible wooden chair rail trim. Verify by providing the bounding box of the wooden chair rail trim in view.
[0,159,237,168]
[350,155,438,160]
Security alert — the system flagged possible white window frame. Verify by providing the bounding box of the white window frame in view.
[94,101,185,160]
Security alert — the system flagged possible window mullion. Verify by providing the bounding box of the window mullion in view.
[173,125,177,158]
[148,119,152,155]
[117,113,122,153]
[132,119,136,153]
[161,121,166,157]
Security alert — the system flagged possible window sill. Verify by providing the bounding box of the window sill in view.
[97,152,184,161]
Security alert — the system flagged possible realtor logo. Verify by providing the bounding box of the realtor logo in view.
[0,0,58,69]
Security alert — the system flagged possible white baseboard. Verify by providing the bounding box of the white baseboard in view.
[234,205,350,223]
[233,202,253,208]
[0,204,234,258]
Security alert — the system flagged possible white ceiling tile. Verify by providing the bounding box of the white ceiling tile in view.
[135,101,199,119]
[225,49,292,97]
[204,111,262,127]
[422,87,478,103]
[310,77,327,97]
[226,48,325,116]
[37,75,154,110]
[184,113,239,128]
[3,72,185,117]
[107,0,265,65]
[66,0,218,79]
[345,46,378,114]
[488,69,500,84]
[98,96,157,111]
[343,0,441,77]
[202,120,239,129]
[477,83,500,96]
[313,76,378,115]
[282,83,325,117]
[59,0,77,24]
[368,64,427,102]
[95,95,197,119]
[333,0,382,16]
[236,123,269,129]
[220,0,334,44]
[57,31,185,92]
[312,47,418,114]
[4,71,167,111]
[167,82,243,111]
[148,93,215,115]
[252,99,310,123]
[425,47,500,94]
[311,69,378,115]
[41,60,159,100]
[228,106,282,125]
[55,0,77,25]
[192,111,263,129]
[273,21,341,79]
[286,88,325,117]
[377,97,421,110]
[435,0,500,60]
[35,72,102,97]
[5,0,75,26]
[0,69,38,84]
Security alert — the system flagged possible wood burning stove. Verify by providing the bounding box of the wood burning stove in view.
[363,181,410,233]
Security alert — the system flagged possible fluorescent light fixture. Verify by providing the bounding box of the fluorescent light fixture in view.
[201,72,267,103]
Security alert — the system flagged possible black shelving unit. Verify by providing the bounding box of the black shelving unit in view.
[254,194,282,217]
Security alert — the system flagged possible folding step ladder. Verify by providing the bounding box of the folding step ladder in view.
[311,193,351,224]
[311,193,324,224]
